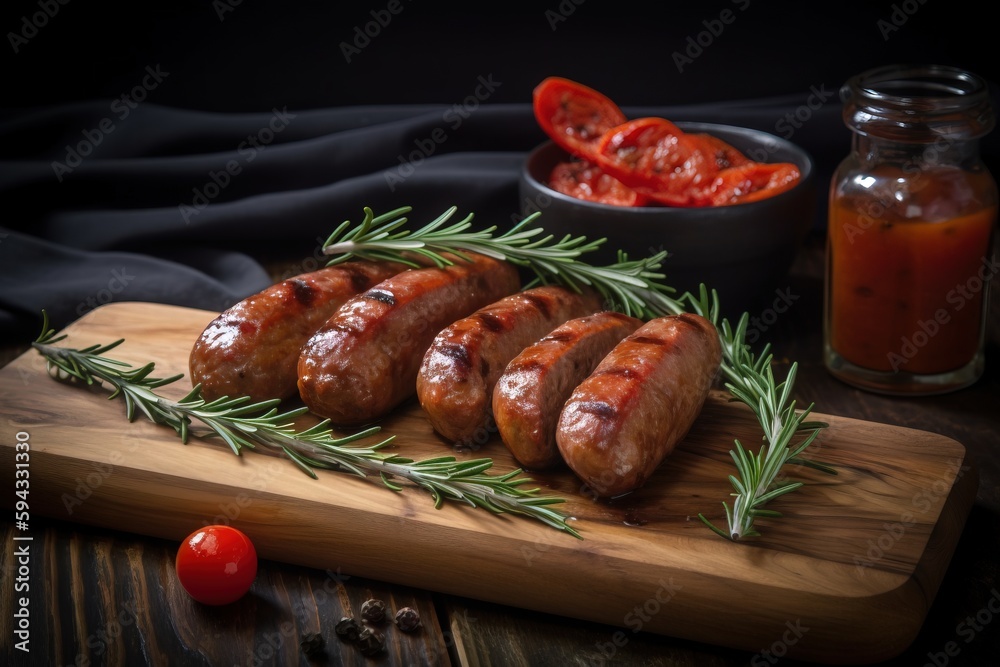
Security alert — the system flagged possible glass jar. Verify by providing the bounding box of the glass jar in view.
[824,64,998,395]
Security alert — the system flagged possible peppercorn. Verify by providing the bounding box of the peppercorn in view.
[361,598,387,624]
[299,631,325,658]
[357,627,386,657]
[394,606,422,633]
[334,616,361,642]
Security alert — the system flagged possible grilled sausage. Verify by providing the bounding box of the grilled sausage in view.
[189,261,408,402]
[556,313,722,497]
[493,311,644,469]
[297,253,521,425]
[417,285,604,445]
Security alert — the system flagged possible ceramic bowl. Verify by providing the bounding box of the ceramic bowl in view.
[517,122,817,318]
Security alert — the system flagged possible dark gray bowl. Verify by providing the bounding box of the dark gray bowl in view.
[518,122,817,319]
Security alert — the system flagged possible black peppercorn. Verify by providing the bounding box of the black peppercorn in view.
[394,606,422,633]
[334,616,361,642]
[357,627,386,657]
[361,598,387,624]
[300,631,325,658]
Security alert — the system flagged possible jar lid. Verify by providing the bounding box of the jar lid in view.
[842,64,995,142]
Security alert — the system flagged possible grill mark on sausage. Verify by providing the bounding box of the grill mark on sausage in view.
[521,292,552,319]
[630,335,666,346]
[363,288,396,306]
[340,262,379,292]
[575,401,617,420]
[437,342,472,370]
[476,311,506,333]
[290,279,315,306]
[542,331,576,343]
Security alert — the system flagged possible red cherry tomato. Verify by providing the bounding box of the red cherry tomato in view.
[593,117,716,207]
[548,159,648,207]
[175,525,258,605]
[533,76,628,161]
[704,162,802,206]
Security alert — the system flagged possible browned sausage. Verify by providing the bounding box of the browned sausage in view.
[555,313,722,497]
[416,285,604,445]
[297,253,521,425]
[189,261,408,402]
[492,311,644,470]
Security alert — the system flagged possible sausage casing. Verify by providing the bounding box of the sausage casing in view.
[493,311,644,469]
[417,285,604,445]
[297,253,521,425]
[189,261,407,402]
[555,313,722,497]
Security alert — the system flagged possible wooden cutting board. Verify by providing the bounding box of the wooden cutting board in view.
[0,302,977,664]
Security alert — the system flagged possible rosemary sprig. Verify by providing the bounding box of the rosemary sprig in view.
[31,311,580,539]
[323,205,684,320]
[322,206,834,541]
[695,304,834,540]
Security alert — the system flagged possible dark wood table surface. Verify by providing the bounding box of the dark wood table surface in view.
[3,229,998,667]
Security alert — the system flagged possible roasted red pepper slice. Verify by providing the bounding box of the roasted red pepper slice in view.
[533,76,628,161]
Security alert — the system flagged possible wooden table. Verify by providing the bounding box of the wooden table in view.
[3,229,998,666]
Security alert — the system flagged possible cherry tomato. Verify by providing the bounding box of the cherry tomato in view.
[704,162,802,206]
[548,159,648,207]
[175,525,258,605]
[593,117,716,207]
[533,76,627,161]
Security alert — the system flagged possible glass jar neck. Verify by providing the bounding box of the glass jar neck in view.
[851,132,981,168]
[841,64,994,150]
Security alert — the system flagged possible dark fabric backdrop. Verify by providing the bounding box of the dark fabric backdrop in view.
[2,1,997,345]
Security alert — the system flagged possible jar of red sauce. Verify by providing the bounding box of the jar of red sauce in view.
[824,64,997,394]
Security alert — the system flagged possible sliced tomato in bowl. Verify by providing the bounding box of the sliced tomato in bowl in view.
[688,133,752,171]
[548,159,648,207]
[533,76,627,161]
[592,117,717,207]
[704,162,802,206]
